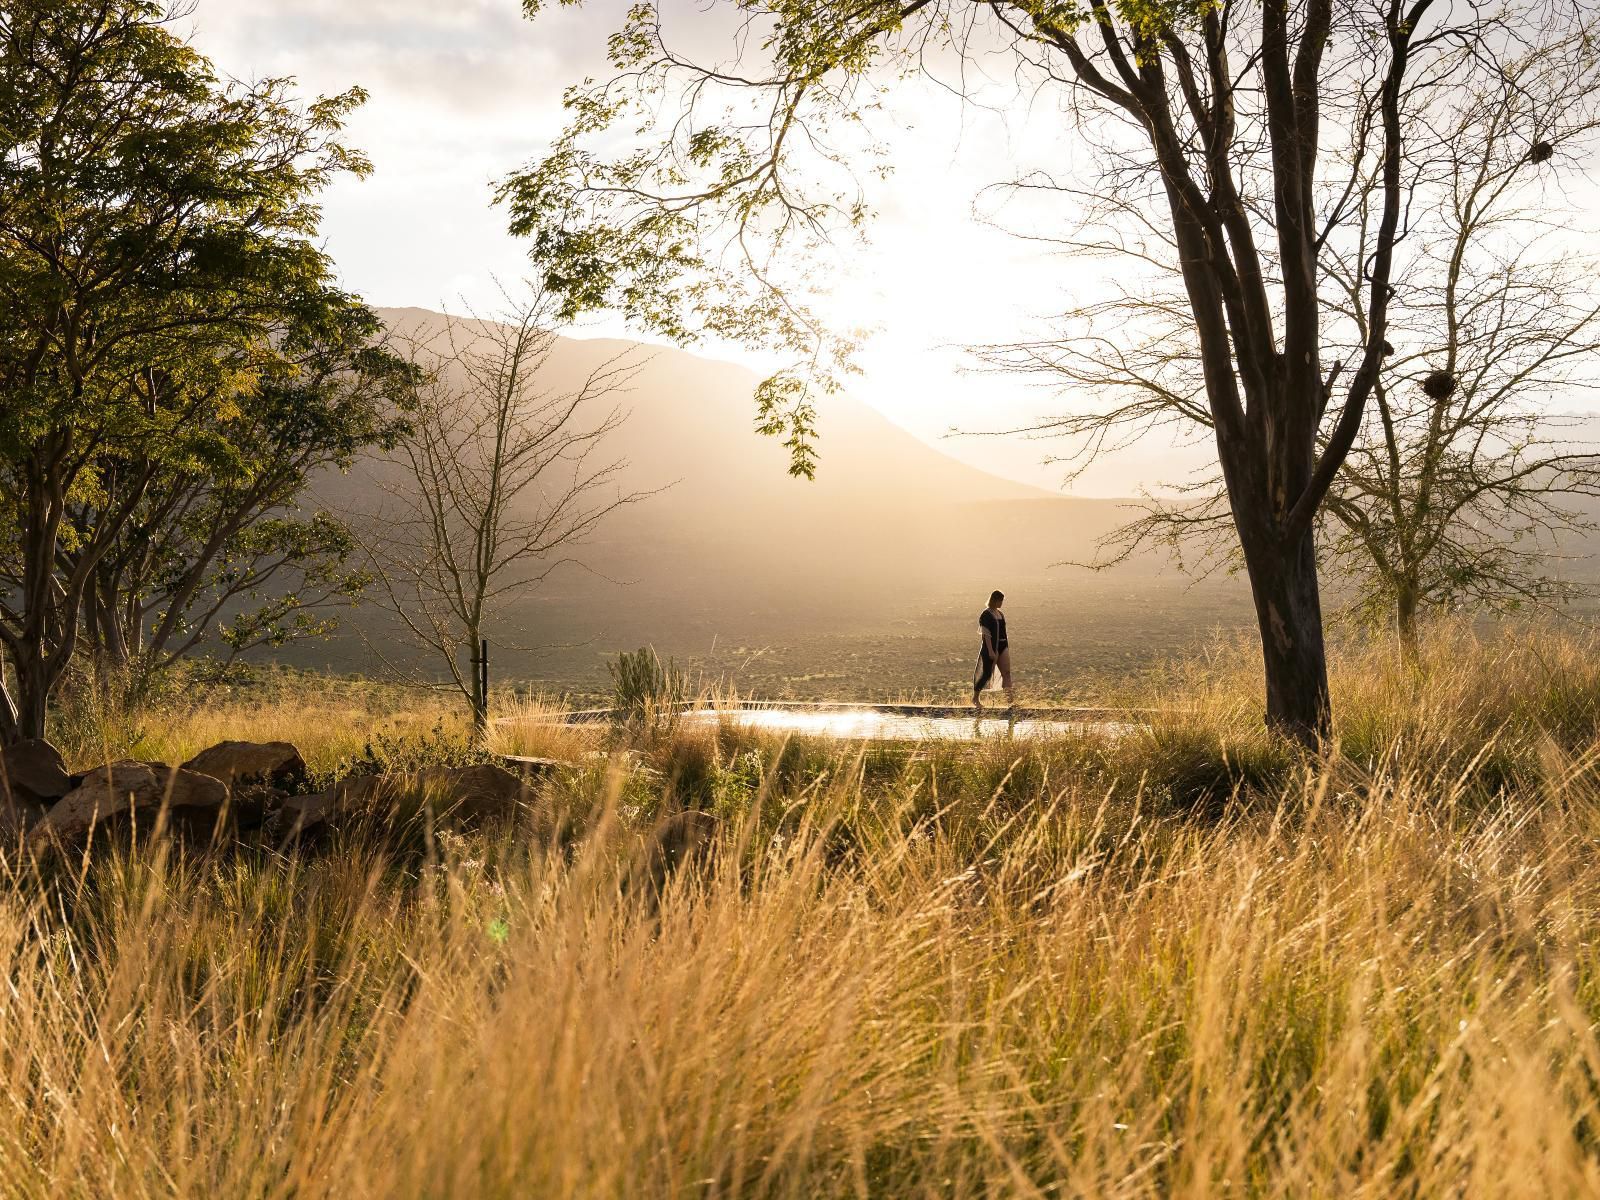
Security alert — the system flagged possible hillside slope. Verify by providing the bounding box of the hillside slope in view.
[298,308,1252,696]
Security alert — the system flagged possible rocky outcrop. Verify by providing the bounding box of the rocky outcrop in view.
[277,787,338,837]
[2,739,71,804]
[16,740,560,853]
[0,793,47,844]
[29,760,228,846]
[413,764,530,822]
[181,740,309,826]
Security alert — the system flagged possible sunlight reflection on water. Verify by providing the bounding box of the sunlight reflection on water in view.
[681,708,1135,742]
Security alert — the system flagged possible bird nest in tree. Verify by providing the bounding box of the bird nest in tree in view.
[1530,140,1555,164]
[1422,369,1456,400]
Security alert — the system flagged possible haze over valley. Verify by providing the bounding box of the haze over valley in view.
[296,309,1253,699]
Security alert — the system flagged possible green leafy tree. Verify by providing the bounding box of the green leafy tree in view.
[73,300,417,698]
[0,0,373,740]
[504,0,1569,743]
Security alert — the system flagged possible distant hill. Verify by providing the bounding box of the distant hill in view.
[296,307,1252,697]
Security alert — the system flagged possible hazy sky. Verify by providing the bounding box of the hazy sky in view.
[181,0,1226,495]
[181,1,1598,497]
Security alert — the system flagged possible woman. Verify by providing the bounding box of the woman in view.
[973,589,1013,711]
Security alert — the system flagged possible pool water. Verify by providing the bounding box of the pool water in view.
[677,707,1136,742]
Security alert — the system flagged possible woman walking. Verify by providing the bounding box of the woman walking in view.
[973,590,1013,712]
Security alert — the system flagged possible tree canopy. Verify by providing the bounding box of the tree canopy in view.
[73,299,417,696]
[0,0,391,739]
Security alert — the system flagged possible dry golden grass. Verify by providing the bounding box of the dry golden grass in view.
[487,693,608,762]
[48,672,600,781]
[7,622,1600,1196]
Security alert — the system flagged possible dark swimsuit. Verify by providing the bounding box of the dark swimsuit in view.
[974,609,1008,691]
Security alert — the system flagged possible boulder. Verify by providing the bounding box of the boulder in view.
[181,740,308,826]
[182,740,307,791]
[410,764,529,823]
[30,761,228,847]
[277,774,393,840]
[277,788,338,837]
[1,738,71,803]
[0,794,47,845]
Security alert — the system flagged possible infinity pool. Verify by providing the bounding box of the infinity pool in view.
[675,706,1137,741]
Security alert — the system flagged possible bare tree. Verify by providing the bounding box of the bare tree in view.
[982,21,1600,663]
[1322,31,1600,658]
[362,286,647,733]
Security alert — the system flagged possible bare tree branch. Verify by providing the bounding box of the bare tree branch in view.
[356,281,660,732]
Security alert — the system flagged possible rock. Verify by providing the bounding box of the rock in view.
[182,740,308,826]
[182,740,307,791]
[30,761,228,847]
[0,794,47,845]
[277,789,338,838]
[0,739,68,845]
[1,738,71,803]
[410,764,529,823]
[276,776,385,842]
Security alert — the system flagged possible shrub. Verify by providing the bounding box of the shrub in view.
[608,645,689,737]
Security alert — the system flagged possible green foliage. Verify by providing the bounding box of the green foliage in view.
[499,1,898,478]
[0,0,395,736]
[86,302,418,687]
[503,0,1215,481]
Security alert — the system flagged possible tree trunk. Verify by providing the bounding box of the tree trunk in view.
[1394,586,1421,668]
[466,632,488,738]
[1238,520,1332,747]
[470,682,488,738]
[83,571,139,696]
[0,650,19,745]
[4,646,52,743]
